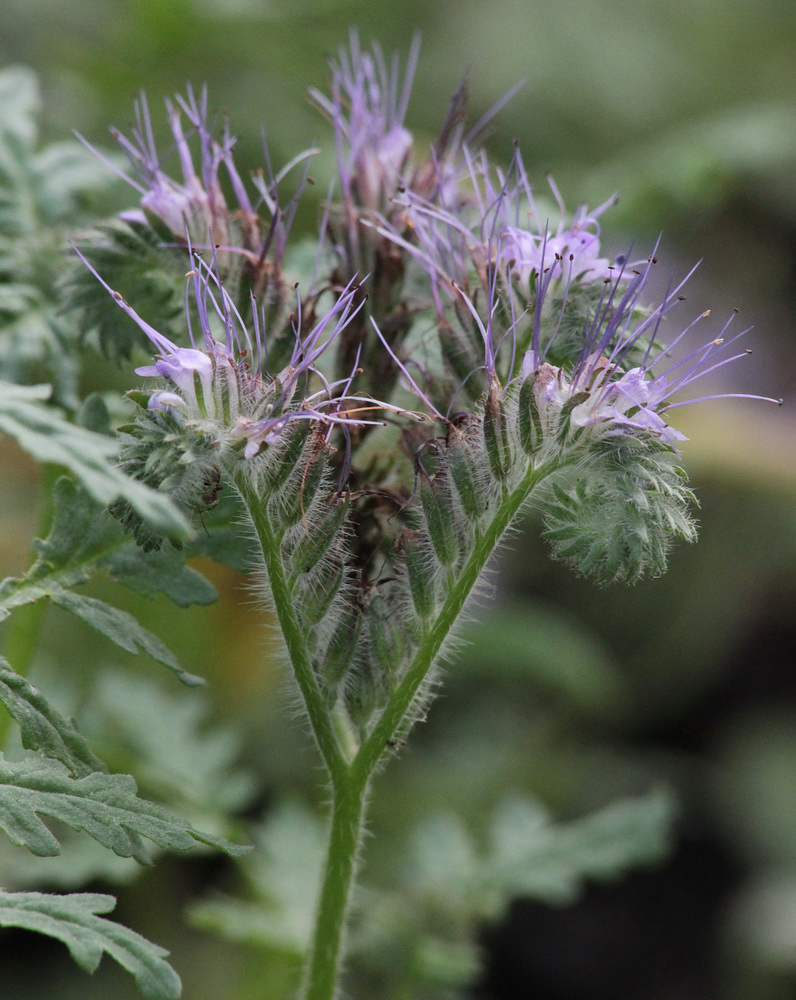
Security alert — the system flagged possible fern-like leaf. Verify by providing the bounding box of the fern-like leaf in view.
[0,658,106,777]
[0,890,181,1000]
[0,384,191,543]
[0,753,247,862]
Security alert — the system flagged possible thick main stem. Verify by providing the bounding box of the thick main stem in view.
[300,770,369,1000]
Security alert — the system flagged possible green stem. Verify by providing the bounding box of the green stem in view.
[300,769,369,1000]
[235,474,344,777]
[300,459,560,1000]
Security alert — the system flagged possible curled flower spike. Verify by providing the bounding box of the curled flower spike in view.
[310,30,420,217]
[79,86,314,294]
[73,246,393,459]
[519,254,781,453]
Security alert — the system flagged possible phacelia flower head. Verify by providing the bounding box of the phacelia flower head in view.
[310,31,419,217]
[517,250,781,455]
[106,89,232,249]
[377,152,777,455]
[387,146,629,301]
[82,86,315,308]
[73,246,391,464]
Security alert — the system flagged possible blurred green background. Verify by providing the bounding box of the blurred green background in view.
[1,1,796,998]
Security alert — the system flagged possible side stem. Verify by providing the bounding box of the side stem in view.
[356,459,559,780]
[235,473,345,777]
[240,459,559,1000]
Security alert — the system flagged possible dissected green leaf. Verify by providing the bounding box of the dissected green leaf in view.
[0,890,180,1000]
[33,141,118,225]
[457,603,627,718]
[0,478,214,690]
[32,475,122,573]
[64,218,185,361]
[486,789,674,905]
[0,657,106,776]
[0,69,123,404]
[0,831,141,891]
[88,671,255,820]
[0,477,216,617]
[348,790,675,996]
[0,753,247,862]
[0,383,191,543]
[103,545,217,607]
[50,590,203,686]
[190,801,325,953]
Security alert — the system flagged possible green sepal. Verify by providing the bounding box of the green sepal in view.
[439,320,482,402]
[262,422,311,495]
[344,659,387,728]
[126,390,152,410]
[518,372,544,455]
[368,593,406,678]
[296,554,346,628]
[482,381,513,482]
[319,608,363,689]
[289,497,349,577]
[446,421,489,522]
[404,531,436,621]
[543,434,698,584]
[556,391,591,443]
[421,476,459,567]
[279,440,328,527]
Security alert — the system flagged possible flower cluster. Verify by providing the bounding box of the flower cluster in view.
[78,244,393,452]
[310,32,419,218]
[76,33,776,576]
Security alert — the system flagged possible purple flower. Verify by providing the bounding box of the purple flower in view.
[521,254,779,449]
[108,90,229,248]
[500,208,618,287]
[379,146,631,310]
[136,348,215,418]
[81,87,314,295]
[310,31,420,216]
[73,246,396,458]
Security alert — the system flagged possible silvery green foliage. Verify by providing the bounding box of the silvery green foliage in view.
[0,77,248,988]
[0,67,118,406]
[190,790,673,998]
